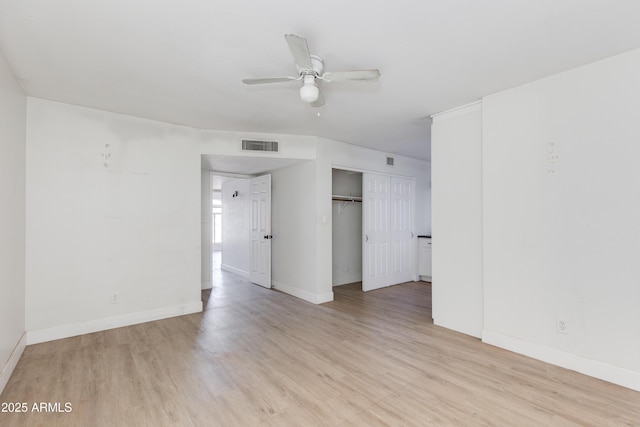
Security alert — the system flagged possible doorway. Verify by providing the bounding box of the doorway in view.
[208,173,272,289]
[332,167,417,294]
[332,168,363,288]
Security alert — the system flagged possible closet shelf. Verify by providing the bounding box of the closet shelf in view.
[332,195,362,203]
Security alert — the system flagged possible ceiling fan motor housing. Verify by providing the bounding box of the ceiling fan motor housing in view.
[297,54,324,76]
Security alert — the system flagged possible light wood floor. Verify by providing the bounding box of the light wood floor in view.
[2,274,640,426]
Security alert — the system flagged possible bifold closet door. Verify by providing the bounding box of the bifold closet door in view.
[363,173,390,291]
[390,176,415,284]
[363,173,415,292]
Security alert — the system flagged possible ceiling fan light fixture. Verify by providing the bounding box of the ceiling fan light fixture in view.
[299,76,319,103]
[242,34,380,108]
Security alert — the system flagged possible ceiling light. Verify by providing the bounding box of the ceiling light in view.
[299,75,318,103]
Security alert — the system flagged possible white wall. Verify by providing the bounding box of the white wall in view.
[271,161,322,302]
[481,48,640,390]
[221,178,250,278]
[332,169,362,286]
[0,47,26,393]
[199,131,317,160]
[430,102,484,338]
[201,170,212,289]
[25,99,202,343]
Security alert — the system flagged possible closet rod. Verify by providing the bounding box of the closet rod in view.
[331,195,362,203]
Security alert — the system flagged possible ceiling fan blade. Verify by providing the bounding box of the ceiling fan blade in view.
[321,69,381,83]
[285,34,313,71]
[311,89,325,108]
[242,77,298,85]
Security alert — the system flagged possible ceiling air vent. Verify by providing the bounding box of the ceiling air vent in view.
[242,139,279,152]
[386,156,395,166]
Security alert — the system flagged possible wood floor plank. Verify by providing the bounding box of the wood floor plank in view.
[2,277,640,426]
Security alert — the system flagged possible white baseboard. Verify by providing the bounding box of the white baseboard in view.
[482,329,640,392]
[0,332,26,395]
[435,318,482,339]
[316,291,334,304]
[201,281,212,290]
[26,302,203,345]
[221,264,249,279]
[273,280,334,304]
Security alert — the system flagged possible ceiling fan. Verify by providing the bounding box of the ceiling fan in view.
[242,34,380,108]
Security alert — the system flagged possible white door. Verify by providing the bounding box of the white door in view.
[362,173,390,291]
[390,176,415,284]
[249,174,271,288]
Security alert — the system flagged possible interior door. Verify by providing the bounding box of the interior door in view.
[362,173,390,291]
[249,174,271,288]
[390,176,415,284]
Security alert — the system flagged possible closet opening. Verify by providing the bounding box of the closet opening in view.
[332,168,363,291]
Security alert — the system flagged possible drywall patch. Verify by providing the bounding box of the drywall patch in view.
[101,143,112,168]
[547,141,559,173]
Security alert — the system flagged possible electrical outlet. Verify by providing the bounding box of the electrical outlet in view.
[556,318,568,335]
[110,293,120,304]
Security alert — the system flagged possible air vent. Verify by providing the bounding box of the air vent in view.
[386,156,395,166]
[242,139,279,152]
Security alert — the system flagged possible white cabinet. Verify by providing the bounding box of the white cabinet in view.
[418,237,432,280]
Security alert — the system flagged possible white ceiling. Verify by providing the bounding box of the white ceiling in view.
[2,1,640,161]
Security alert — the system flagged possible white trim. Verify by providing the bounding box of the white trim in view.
[26,302,203,345]
[209,170,255,180]
[221,264,249,279]
[482,329,640,392]
[273,280,334,304]
[431,100,482,123]
[0,332,26,395]
[201,281,212,290]
[316,292,334,304]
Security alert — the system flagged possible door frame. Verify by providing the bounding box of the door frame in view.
[331,165,417,292]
